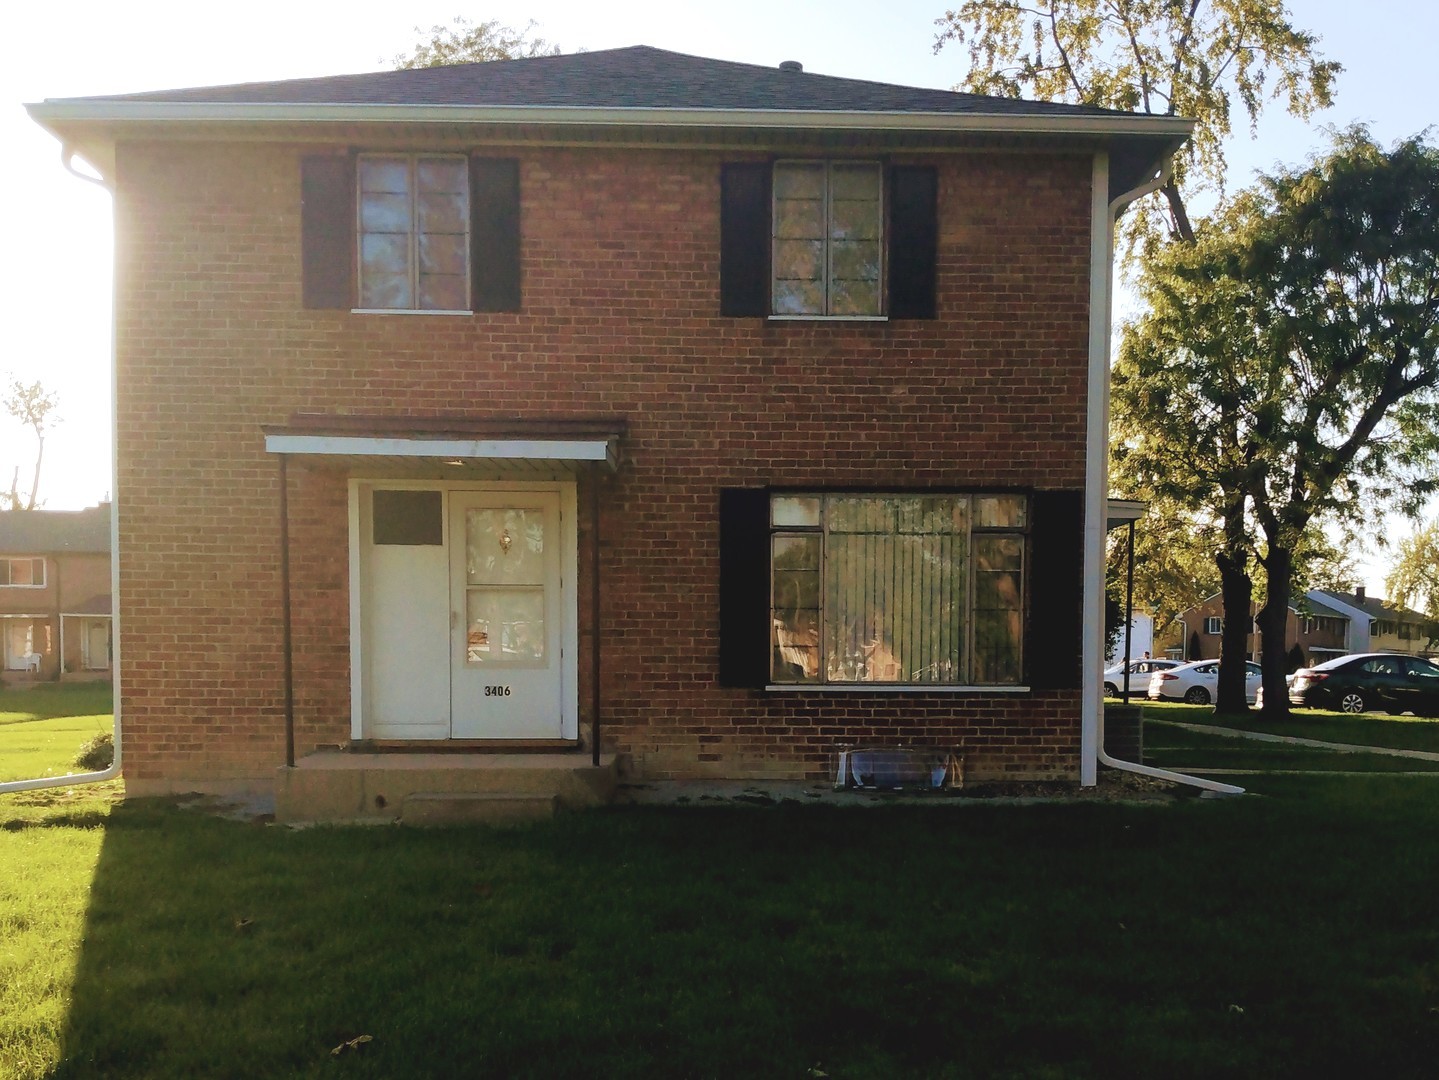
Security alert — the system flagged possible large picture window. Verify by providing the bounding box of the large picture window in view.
[357,154,470,311]
[769,494,1026,686]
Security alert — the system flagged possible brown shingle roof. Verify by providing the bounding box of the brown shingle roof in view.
[61,45,1137,119]
[0,505,111,555]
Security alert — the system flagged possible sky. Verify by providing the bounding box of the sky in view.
[3,0,1435,593]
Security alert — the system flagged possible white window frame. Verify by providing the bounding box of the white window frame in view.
[1204,616,1222,634]
[767,493,1028,690]
[770,160,886,321]
[0,557,46,589]
[354,153,472,315]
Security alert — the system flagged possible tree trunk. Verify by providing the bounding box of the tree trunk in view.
[1215,548,1252,713]
[1258,544,1294,720]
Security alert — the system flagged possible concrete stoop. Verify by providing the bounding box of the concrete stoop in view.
[275,750,618,825]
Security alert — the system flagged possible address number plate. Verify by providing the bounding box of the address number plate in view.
[484,685,512,697]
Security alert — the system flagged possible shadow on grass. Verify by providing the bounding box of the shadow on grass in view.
[43,788,1439,1079]
[0,811,111,832]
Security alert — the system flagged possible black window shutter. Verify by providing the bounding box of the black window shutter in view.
[718,488,771,687]
[888,165,938,320]
[470,157,521,312]
[1025,490,1085,689]
[300,155,354,309]
[720,163,771,317]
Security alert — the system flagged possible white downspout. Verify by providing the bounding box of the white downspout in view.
[0,144,120,796]
[1082,152,1243,797]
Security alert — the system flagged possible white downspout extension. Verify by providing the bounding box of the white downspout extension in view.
[0,144,121,796]
[1083,152,1243,797]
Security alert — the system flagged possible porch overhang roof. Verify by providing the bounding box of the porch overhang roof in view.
[1105,499,1146,531]
[262,416,625,475]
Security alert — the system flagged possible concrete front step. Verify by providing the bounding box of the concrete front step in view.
[275,750,618,824]
[401,792,559,826]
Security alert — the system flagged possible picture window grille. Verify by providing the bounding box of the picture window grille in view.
[769,493,1026,686]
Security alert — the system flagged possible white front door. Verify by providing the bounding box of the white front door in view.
[358,482,575,742]
[448,490,565,739]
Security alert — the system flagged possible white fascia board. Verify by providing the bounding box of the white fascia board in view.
[27,99,1195,138]
[264,433,614,465]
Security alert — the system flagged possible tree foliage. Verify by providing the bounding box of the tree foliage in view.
[934,0,1339,248]
[1,377,60,512]
[394,17,559,69]
[1115,129,1439,714]
[1386,519,1439,624]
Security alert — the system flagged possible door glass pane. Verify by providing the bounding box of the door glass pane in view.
[466,509,545,586]
[466,589,545,663]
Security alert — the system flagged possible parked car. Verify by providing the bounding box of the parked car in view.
[1252,672,1298,710]
[1103,658,1180,697]
[1289,653,1439,716]
[1147,660,1262,705]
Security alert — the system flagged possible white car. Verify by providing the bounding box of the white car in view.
[1147,660,1262,705]
[1103,658,1180,697]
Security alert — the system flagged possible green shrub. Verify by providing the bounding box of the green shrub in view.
[73,732,114,771]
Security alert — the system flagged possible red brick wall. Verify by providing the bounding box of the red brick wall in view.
[113,139,1094,793]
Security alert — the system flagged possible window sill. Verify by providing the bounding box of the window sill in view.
[766,315,888,323]
[351,308,473,317]
[766,683,1031,694]
[0,584,46,590]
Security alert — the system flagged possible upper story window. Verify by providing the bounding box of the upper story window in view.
[720,161,937,320]
[301,154,520,314]
[358,155,470,311]
[0,557,45,588]
[1204,616,1222,634]
[772,161,882,317]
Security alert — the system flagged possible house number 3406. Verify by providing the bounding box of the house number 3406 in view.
[484,685,512,697]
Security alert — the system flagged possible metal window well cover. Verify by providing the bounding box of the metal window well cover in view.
[835,747,964,791]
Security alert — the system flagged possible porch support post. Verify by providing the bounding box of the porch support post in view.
[590,461,602,767]
[279,454,295,768]
[1122,518,1136,703]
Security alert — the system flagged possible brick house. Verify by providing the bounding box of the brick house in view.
[29,48,1189,801]
[1309,588,1439,657]
[0,504,113,681]
[1177,592,1352,666]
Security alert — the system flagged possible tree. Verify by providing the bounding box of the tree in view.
[393,17,559,69]
[1117,130,1439,718]
[934,0,1340,249]
[938,0,1339,712]
[1,378,60,511]
[1386,519,1439,639]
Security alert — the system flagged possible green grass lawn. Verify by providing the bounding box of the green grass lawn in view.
[1144,719,1439,773]
[6,691,1439,1078]
[5,774,1439,1079]
[0,683,113,783]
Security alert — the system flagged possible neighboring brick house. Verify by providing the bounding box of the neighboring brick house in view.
[1310,588,1439,657]
[1177,593,1350,666]
[0,504,113,681]
[29,48,1189,796]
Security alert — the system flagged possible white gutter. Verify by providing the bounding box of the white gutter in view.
[26,98,1196,139]
[1081,151,1243,797]
[0,164,120,798]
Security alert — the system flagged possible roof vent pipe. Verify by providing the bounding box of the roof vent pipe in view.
[779,60,803,72]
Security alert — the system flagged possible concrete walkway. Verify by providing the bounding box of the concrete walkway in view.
[1154,719,1439,762]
